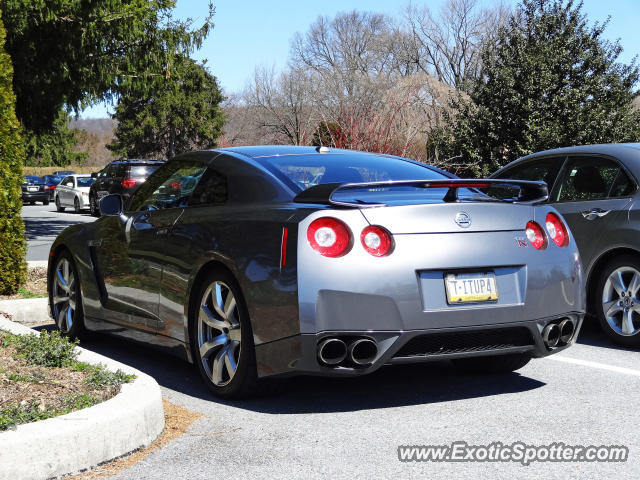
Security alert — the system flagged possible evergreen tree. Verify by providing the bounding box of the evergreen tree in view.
[0,9,26,295]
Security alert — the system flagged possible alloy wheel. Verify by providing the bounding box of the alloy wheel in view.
[602,266,640,336]
[197,281,242,387]
[52,257,77,333]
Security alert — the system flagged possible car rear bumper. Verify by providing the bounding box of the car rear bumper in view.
[255,313,584,378]
[22,192,49,202]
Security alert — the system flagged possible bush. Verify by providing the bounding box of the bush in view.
[0,11,27,295]
[9,330,79,368]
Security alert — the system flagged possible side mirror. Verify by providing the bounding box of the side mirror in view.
[65,182,73,187]
[91,172,98,178]
[99,194,123,216]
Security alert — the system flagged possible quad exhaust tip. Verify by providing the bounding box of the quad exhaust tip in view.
[317,337,379,367]
[542,318,576,350]
[348,338,378,365]
[318,338,347,365]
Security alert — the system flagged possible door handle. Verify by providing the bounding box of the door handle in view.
[156,227,169,236]
[581,208,610,220]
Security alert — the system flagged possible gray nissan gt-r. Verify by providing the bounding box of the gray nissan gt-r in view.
[48,146,585,398]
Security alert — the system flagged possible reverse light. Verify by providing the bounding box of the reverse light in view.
[121,178,138,189]
[525,221,547,250]
[360,225,393,257]
[307,217,352,257]
[545,212,569,247]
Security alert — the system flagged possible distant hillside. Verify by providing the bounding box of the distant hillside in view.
[70,118,117,167]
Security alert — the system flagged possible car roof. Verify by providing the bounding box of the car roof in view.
[218,145,398,160]
[110,159,165,165]
[496,143,640,179]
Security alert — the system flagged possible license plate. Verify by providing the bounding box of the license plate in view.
[445,272,498,304]
[28,186,38,192]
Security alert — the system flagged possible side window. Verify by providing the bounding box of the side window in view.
[496,157,564,186]
[188,167,228,206]
[556,156,634,202]
[128,161,207,211]
[61,176,72,186]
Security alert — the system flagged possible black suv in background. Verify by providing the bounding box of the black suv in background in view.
[89,159,164,216]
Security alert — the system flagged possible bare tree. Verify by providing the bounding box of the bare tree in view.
[242,65,317,145]
[400,0,509,88]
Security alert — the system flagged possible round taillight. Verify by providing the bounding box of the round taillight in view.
[525,221,547,250]
[360,225,393,257]
[307,217,352,257]
[545,212,569,247]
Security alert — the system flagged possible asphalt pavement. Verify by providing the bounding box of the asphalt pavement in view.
[22,203,96,261]
[22,205,640,479]
[68,323,639,480]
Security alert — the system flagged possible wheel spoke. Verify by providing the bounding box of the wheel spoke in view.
[212,282,226,319]
[53,295,69,305]
[629,273,640,297]
[199,333,227,359]
[224,342,238,376]
[200,305,226,330]
[212,345,227,384]
[603,299,622,318]
[63,260,70,285]
[67,304,73,328]
[622,310,635,335]
[56,269,69,293]
[58,306,68,331]
[223,293,236,322]
[610,271,627,296]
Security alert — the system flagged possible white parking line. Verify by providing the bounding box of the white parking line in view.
[546,355,640,377]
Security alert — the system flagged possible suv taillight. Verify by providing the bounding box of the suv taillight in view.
[307,217,352,257]
[121,178,138,189]
[545,212,569,247]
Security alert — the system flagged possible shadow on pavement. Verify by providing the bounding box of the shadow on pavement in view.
[36,324,546,414]
[23,218,88,240]
[575,316,640,352]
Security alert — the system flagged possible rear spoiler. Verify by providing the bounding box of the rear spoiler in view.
[293,179,548,207]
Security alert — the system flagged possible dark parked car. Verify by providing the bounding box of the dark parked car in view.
[49,146,584,398]
[21,175,49,205]
[42,174,65,200]
[492,143,640,346]
[89,159,164,216]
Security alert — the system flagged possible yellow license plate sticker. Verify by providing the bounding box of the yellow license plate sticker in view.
[445,272,498,304]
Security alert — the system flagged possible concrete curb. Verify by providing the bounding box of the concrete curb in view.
[0,318,165,480]
[0,297,50,325]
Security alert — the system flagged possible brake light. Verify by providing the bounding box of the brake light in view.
[307,217,352,257]
[121,178,137,189]
[360,225,393,257]
[545,212,569,247]
[171,182,182,190]
[525,221,547,250]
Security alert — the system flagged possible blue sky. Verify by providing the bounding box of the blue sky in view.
[81,0,640,118]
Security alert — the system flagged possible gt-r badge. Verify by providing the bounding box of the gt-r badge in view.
[515,236,528,247]
[454,212,472,228]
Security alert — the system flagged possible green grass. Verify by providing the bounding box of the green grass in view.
[16,287,46,299]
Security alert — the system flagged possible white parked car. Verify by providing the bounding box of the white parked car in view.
[54,174,96,213]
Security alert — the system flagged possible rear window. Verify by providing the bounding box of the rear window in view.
[254,152,477,205]
[76,177,95,187]
[129,165,160,178]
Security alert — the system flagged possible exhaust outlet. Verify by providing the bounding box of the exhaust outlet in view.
[318,338,347,365]
[348,338,378,365]
[558,318,575,345]
[542,323,561,349]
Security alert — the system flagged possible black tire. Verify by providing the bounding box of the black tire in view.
[49,250,87,340]
[43,199,49,206]
[594,255,640,347]
[89,194,100,217]
[74,197,81,213]
[453,353,531,374]
[189,268,260,399]
[55,196,65,212]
